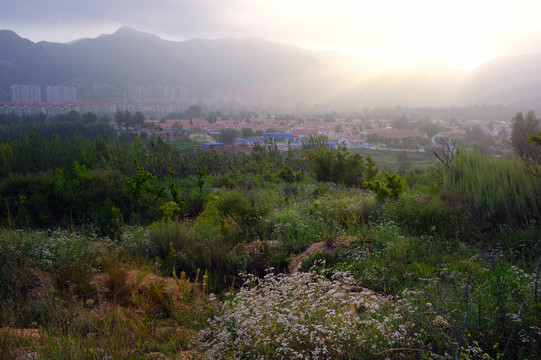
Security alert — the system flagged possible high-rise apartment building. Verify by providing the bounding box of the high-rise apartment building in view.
[128,85,189,100]
[10,85,41,103]
[46,86,77,102]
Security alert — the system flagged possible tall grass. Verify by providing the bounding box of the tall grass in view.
[443,150,541,226]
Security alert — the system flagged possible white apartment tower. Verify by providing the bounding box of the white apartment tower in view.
[10,85,41,103]
[46,86,77,102]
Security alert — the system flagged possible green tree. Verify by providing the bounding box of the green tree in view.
[311,147,369,187]
[218,128,239,145]
[417,121,443,138]
[65,110,81,122]
[241,128,254,138]
[133,111,145,127]
[392,115,409,129]
[528,131,541,146]
[115,110,132,128]
[523,130,541,177]
[82,112,99,124]
[186,105,202,119]
[0,141,13,178]
[511,111,539,156]
[465,124,494,153]
[206,112,219,124]
[365,134,380,146]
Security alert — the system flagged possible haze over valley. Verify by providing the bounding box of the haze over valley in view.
[2,25,541,111]
[2,2,541,359]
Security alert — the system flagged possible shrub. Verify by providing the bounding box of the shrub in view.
[391,195,478,240]
[363,172,406,201]
[269,209,328,253]
[312,148,368,187]
[313,191,377,232]
[278,165,295,183]
[147,218,249,292]
[147,222,191,261]
[214,190,255,221]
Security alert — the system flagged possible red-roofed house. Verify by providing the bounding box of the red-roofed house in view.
[362,128,427,138]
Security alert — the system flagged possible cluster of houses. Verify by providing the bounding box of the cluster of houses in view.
[148,114,513,153]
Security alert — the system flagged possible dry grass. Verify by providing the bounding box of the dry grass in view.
[1,266,216,360]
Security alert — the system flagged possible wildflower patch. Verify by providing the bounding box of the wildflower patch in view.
[201,271,400,359]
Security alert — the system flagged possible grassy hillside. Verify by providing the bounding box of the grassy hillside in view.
[0,131,539,359]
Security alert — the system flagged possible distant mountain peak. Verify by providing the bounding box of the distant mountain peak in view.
[0,29,19,37]
[2,27,541,108]
[113,26,140,35]
[105,26,164,43]
[0,29,30,42]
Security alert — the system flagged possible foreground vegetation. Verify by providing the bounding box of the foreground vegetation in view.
[0,123,540,359]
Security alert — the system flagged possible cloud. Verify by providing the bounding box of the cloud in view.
[1,0,234,41]
[2,0,541,67]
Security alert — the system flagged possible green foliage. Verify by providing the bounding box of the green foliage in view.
[511,110,539,156]
[363,172,406,201]
[391,195,478,240]
[301,134,330,154]
[241,128,254,138]
[122,159,168,223]
[158,201,182,223]
[0,128,539,359]
[217,128,239,145]
[148,220,248,292]
[0,164,125,231]
[0,141,13,178]
[443,149,541,226]
[334,218,541,358]
[214,191,254,220]
[114,110,145,128]
[529,130,541,146]
[299,250,335,272]
[269,206,330,254]
[311,147,370,187]
[365,154,378,181]
[417,121,444,138]
[523,129,541,177]
[277,165,302,183]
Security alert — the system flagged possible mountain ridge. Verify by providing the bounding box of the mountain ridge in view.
[1,27,540,109]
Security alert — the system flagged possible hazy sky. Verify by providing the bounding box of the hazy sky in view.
[3,0,541,69]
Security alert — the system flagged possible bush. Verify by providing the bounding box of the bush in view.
[147,222,191,261]
[269,209,328,254]
[391,195,478,240]
[313,191,377,232]
[147,219,249,292]
[311,148,369,187]
[363,172,406,201]
[214,190,255,220]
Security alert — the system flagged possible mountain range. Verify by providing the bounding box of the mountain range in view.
[1,26,541,111]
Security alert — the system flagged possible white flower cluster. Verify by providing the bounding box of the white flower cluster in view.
[119,226,152,256]
[13,229,100,271]
[201,271,401,359]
